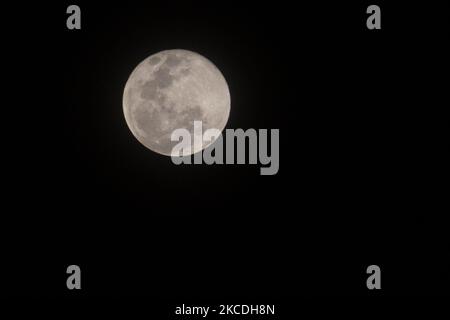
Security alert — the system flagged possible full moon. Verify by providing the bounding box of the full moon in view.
[123,49,231,156]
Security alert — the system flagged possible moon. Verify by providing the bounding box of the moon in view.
[123,49,231,156]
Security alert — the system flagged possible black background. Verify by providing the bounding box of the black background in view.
[2,0,449,311]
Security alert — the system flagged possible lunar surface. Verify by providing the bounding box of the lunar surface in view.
[123,49,231,156]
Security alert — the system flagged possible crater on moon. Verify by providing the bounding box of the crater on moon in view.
[123,49,231,156]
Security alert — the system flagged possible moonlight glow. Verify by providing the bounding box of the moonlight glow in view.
[123,49,231,156]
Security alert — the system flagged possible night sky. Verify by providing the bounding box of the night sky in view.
[2,0,448,311]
